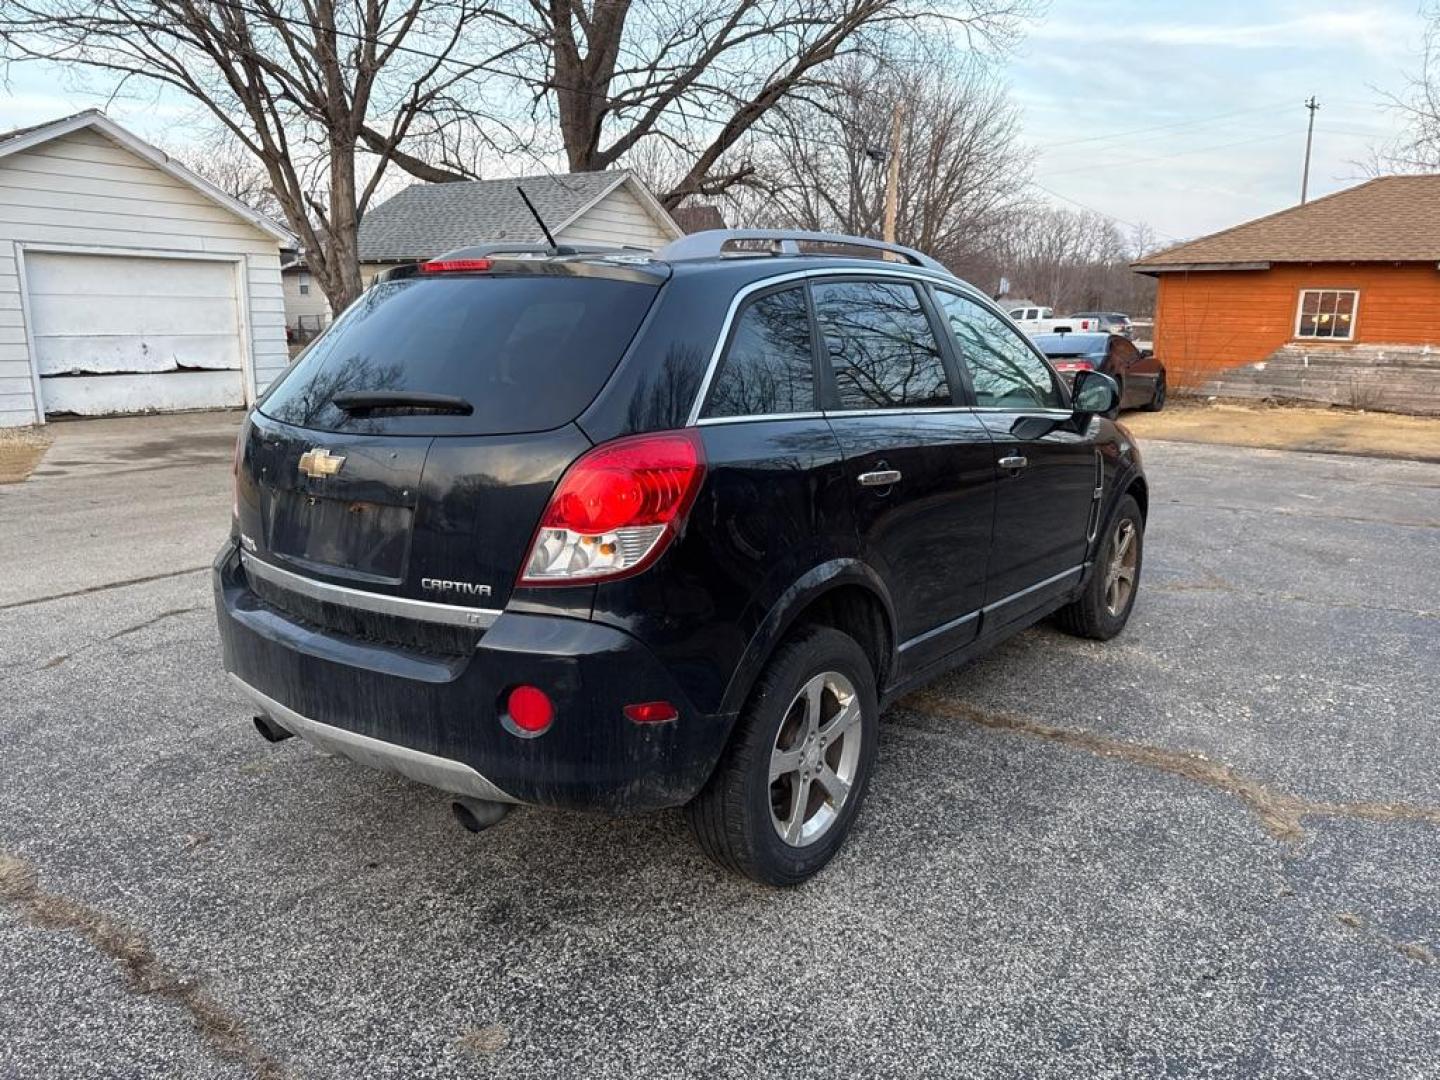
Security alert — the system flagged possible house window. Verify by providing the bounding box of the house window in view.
[298,272,311,296]
[1295,289,1357,340]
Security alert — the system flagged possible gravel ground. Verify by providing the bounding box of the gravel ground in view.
[1,414,1437,1079]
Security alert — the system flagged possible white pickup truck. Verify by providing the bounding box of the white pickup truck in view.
[1004,305,1107,336]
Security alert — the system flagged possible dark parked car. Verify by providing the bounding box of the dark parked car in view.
[1067,311,1134,337]
[216,230,1148,885]
[1032,331,1167,412]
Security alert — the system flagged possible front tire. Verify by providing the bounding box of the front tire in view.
[686,626,878,886]
[1054,494,1144,640]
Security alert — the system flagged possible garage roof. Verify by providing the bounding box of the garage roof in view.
[357,171,681,260]
[1133,175,1440,273]
[0,110,295,245]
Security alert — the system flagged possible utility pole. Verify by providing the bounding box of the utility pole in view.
[1300,96,1320,204]
[883,103,904,243]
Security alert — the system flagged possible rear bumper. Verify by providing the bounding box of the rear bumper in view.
[213,540,733,812]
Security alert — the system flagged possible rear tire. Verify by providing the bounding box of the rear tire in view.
[1144,371,1167,412]
[686,626,878,886]
[1054,494,1144,641]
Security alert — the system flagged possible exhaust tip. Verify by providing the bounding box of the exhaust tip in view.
[252,713,294,743]
[451,798,513,833]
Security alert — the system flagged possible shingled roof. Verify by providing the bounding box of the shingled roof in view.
[357,170,675,260]
[1133,175,1440,272]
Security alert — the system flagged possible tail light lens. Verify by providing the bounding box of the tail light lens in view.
[519,430,706,585]
[1052,360,1096,373]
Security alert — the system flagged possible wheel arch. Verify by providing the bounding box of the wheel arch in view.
[716,560,897,719]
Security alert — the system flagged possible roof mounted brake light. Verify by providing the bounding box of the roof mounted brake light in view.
[421,258,493,273]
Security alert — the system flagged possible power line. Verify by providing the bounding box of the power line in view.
[1037,101,1293,151]
[1038,127,1304,179]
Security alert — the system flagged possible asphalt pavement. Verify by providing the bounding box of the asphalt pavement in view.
[2,413,1438,1079]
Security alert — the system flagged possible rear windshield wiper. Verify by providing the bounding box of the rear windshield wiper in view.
[332,391,474,415]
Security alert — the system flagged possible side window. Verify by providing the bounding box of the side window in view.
[935,291,1065,410]
[812,280,952,411]
[702,286,815,419]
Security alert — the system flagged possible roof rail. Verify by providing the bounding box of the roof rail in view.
[432,242,649,260]
[656,229,948,273]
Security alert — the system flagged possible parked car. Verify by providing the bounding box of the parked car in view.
[216,229,1149,886]
[1031,331,1166,412]
[1067,311,1134,338]
[1008,307,1108,336]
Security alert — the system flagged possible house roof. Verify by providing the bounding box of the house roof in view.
[1133,175,1440,273]
[0,109,295,244]
[357,171,681,261]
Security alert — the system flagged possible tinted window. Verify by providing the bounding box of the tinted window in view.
[260,274,657,435]
[703,286,815,418]
[936,291,1065,410]
[813,280,952,411]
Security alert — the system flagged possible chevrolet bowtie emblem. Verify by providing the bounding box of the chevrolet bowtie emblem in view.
[298,447,346,478]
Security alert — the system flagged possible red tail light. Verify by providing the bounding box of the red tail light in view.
[519,430,706,585]
[1052,360,1096,373]
[421,258,492,273]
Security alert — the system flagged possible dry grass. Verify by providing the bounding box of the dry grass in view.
[1122,400,1440,463]
[0,425,52,484]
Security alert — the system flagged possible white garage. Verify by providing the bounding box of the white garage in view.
[0,111,294,427]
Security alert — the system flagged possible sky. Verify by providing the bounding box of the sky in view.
[1008,0,1430,242]
[0,0,1431,246]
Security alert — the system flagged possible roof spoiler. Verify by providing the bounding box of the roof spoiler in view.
[657,229,948,273]
[431,242,651,260]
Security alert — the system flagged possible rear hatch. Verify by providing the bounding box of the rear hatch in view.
[235,260,665,645]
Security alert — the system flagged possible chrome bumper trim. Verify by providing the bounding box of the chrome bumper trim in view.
[229,674,519,804]
[240,551,500,629]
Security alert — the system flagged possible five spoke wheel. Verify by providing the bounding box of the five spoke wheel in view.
[1105,518,1138,617]
[769,671,862,847]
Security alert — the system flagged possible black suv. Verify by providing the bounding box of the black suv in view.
[216,230,1147,885]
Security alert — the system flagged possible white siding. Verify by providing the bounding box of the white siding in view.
[281,264,332,330]
[555,184,675,250]
[0,125,288,425]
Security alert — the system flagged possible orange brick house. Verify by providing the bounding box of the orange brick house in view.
[1132,176,1440,390]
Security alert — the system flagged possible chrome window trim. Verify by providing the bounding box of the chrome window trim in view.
[696,411,827,426]
[685,265,976,426]
[241,551,501,629]
[230,675,519,804]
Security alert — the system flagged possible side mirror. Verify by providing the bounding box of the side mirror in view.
[1071,369,1121,420]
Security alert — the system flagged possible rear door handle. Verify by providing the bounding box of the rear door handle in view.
[858,469,902,487]
[998,454,1028,471]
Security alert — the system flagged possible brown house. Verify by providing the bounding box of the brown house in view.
[1133,176,1440,399]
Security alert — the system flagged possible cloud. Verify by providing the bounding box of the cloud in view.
[1031,6,1414,57]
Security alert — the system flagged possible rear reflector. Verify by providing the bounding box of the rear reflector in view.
[504,685,554,735]
[624,701,679,724]
[519,429,706,585]
[421,258,493,273]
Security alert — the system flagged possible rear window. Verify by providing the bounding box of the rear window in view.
[260,274,658,435]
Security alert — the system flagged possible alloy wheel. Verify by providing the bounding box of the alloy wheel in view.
[769,671,863,847]
[1105,518,1139,616]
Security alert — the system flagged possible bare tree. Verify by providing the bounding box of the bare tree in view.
[996,205,1155,315]
[364,0,1041,206]
[0,0,513,311]
[1370,4,1440,173]
[753,56,1033,274]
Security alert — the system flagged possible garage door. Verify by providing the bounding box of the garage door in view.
[26,252,246,416]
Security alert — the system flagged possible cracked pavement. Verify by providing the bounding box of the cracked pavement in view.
[2,414,1438,1079]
